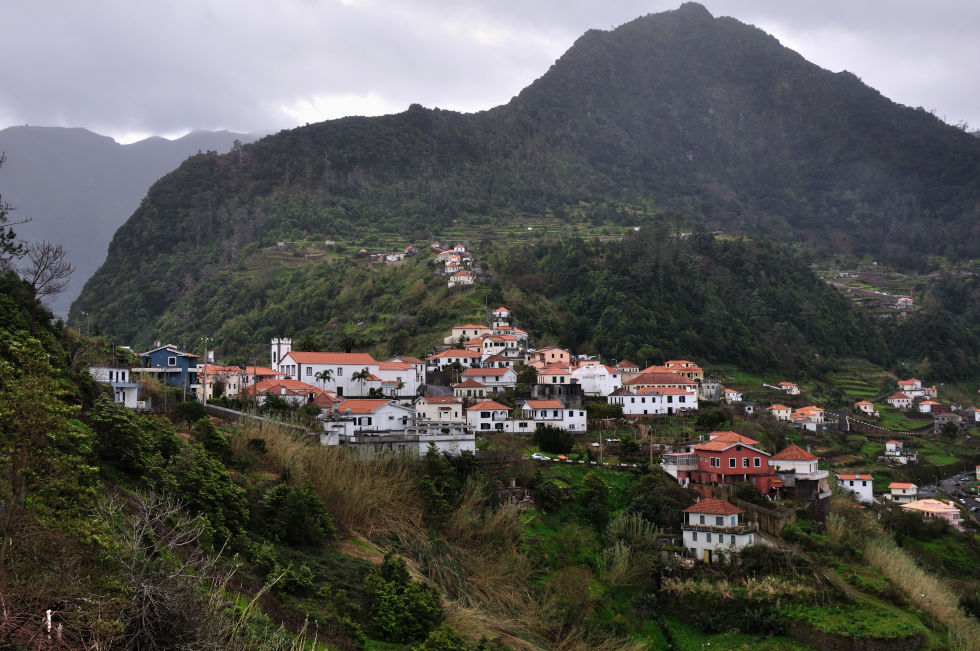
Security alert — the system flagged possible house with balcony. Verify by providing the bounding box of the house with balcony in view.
[466,400,511,431]
[854,400,878,417]
[426,349,483,372]
[663,360,704,381]
[681,498,758,564]
[132,344,199,391]
[519,400,587,431]
[778,381,800,395]
[883,440,917,464]
[887,482,918,504]
[88,366,140,408]
[766,404,792,422]
[768,444,830,501]
[460,366,518,392]
[669,431,780,495]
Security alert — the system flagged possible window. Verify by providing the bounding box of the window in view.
[337,368,343,376]
[631,398,635,404]
[481,411,490,418]
[699,515,705,524]
[306,367,312,376]
[168,356,177,366]
[753,457,761,467]
[706,533,712,543]
[748,534,754,544]
[743,458,749,468]
[692,531,698,541]
[667,396,673,403]
[729,458,736,468]
[862,481,867,486]
[481,423,490,430]
[715,516,723,526]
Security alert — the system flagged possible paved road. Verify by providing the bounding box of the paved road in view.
[920,470,980,512]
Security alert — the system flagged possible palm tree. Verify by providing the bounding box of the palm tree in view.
[315,368,333,388]
[351,368,371,397]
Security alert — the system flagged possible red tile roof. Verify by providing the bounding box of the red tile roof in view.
[335,399,395,414]
[428,349,482,360]
[683,498,744,516]
[523,400,565,409]
[708,431,760,445]
[624,372,696,386]
[391,356,424,365]
[539,364,570,375]
[467,400,511,411]
[418,396,460,404]
[637,386,694,395]
[287,351,376,365]
[462,367,513,377]
[889,482,916,490]
[454,379,486,388]
[770,444,818,462]
[837,474,873,480]
[378,361,412,371]
[887,392,911,400]
[615,359,638,369]
[768,404,790,410]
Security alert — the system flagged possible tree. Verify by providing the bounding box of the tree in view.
[0,336,82,584]
[18,240,73,333]
[365,553,442,643]
[315,368,333,388]
[0,154,26,266]
[351,367,372,397]
[533,425,574,454]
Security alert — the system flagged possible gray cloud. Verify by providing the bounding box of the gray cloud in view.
[1,1,977,140]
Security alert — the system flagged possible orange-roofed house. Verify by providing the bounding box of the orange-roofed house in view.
[426,349,483,371]
[413,395,465,424]
[665,431,778,496]
[791,406,825,430]
[461,366,518,392]
[448,269,475,288]
[854,400,877,417]
[836,473,874,504]
[607,386,698,416]
[778,381,800,395]
[519,400,587,431]
[243,378,332,406]
[917,400,941,414]
[663,360,704,381]
[883,439,917,464]
[491,306,511,328]
[901,499,963,530]
[444,324,492,345]
[767,404,792,422]
[722,387,743,403]
[466,400,511,431]
[528,346,571,370]
[538,363,573,385]
[769,445,830,501]
[886,392,913,409]
[681,499,757,563]
[274,347,380,398]
[453,379,488,399]
[888,482,918,504]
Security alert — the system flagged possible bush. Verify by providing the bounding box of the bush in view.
[173,400,207,423]
[365,553,443,644]
[533,425,573,454]
[413,623,469,651]
[255,481,334,546]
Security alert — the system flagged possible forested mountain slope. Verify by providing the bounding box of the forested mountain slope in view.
[0,126,257,314]
[71,2,980,353]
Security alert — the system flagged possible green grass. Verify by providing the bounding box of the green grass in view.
[877,406,929,432]
[860,442,884,458]
[779,602,925,641]
[663,617,811,650]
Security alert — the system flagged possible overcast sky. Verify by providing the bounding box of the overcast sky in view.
[2,1,977,143]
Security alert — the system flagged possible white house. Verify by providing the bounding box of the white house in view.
[766,404,792,422]
[491,306,511,328]
[836,473,874,505]
[320,399,414,437]
[887,482,918,504]
[466,400,511,431]
[453,379,487,399]
[413,396,465,423]
[722,387,743,403]
[448,269,475,288]
[607,387,698,416]
[883,439,917,464]
[681,498,757,564]
[917,400,941,414]
[778,381,800,395]
[444,324,492,346]
[426,349,482,371]
[571,364,622,396]
[88,366,140,408]
[376,360,421,398]
[854,400,878,417]
[886,392,913,409]
[460,367,518,392]
[519,400,587,432]
[275,349,380,399]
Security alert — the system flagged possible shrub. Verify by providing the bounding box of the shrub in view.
[413,623,469,651]
[365,553,442,644]
[533,425,573,454]
[255,481,334,545]
[173,400,207,423]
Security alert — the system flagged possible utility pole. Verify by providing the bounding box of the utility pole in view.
[201,336,213,404]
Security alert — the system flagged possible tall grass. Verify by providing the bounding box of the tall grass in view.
[596,541,633,586]
[863,538,980,650]
[605,511,657,545]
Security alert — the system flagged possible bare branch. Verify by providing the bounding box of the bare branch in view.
[18,240,73,299]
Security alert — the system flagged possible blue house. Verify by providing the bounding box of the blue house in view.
[133,344,199,392]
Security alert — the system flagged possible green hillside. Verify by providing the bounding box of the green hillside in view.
[71,3,980,349]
